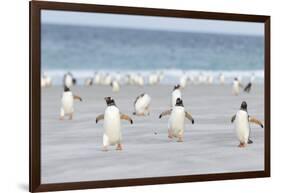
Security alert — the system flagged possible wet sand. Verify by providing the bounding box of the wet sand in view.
[41,84,264,183]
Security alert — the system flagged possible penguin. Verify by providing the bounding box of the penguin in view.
[41,74,52,88]
[45,74,52,87]
[84,77,93,87]
[135,74,144,86]
[63,72,76,88]
[60,86,82,120]
[96,97,133,151]
[244,74,255,93]
[232,77,243,96]
[207,75,213,85]
[250,73,256,83]
[94,72,101,85]
[110,80,120,92]
[41,76,47,88]
[148,73,160,85]
[179,75,187,88]
[159,98,194,142]
[219,73,225,85]
[171,84,181,107]
[103,74,112,85]
[231,101,263,148]
[133,93,151,116]
[244,82,252,93]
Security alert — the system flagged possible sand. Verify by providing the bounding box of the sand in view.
[41,84,264,184]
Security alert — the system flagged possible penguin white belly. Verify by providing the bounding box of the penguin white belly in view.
[41,77,46,88]
[138,77,144,86]
[104,76,112,85]
[65,75,73,88]
[62,92,74,115]
[220,75,224,84]
[171,90,181,107]
[232,82,240,95]
[180,76,187,88]
[135,95,151,114]
[104,106,121,145]
[235,111,250,144]
[169,107,185,137]
[112,82,120,92]
[94,75,101,84]
[45,76,52,87]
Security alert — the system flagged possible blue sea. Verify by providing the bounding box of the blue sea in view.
[41,23,264,84]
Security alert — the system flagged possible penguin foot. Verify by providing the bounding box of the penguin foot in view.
[116,144,122,151]
[102,147,108,152]
[177,137,184,142]
[168,129,173,139]
[248,139,253,144]
[238,143,246,148]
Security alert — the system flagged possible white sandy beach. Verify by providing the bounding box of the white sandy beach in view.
[41,84,264,184]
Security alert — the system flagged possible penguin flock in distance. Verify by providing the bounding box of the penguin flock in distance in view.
[42,71,263,151]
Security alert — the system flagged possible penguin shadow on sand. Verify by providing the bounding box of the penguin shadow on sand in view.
[95,97,134,152]
[59,85,83,120]
[230,101,263,148]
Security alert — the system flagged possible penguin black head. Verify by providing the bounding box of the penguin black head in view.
[234,77,238,81]
[174,84,180,90]
[240,101,247,111]
[104,97,116,106]
[175,98,184,107]
[64,86,70,92]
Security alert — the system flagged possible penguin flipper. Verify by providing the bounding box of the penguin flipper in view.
[120,114,133,124]
[159,109,172,119]
[231,115,236,123]
[249,116,263,128]
[134,93,145,105]
[248,139,254,144]
[96,114,104,123]
[74,95,82,101]
[185,112,194,124]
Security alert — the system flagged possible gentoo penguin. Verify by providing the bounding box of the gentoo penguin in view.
[244,74,255,93]
[96,97,133,151]
[41,76,47,88]
[232,77,243,96]
[250,73,255,83]
[159,98,194,142]
[135,74,144,86]
[207,75,213,85]
[171,84,181,107]
[219,73,225,85]
[231,101,263,148]
[60,86,82,120]
[133,93,151,116]
[179,75,187,88]
[63,72,76,88]
[103,74,112,85]
[110,80,120,92]
[244,82,252,93]
[84,77,93,87]
[94,72,101,85]
[148,73,160,85]
[41,74,52,88]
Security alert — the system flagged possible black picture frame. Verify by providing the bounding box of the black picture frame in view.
[30,1,270,192]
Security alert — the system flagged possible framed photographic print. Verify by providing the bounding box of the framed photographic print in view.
[30,1,270,192]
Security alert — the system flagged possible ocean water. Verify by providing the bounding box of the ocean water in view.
[41,23,264,84]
